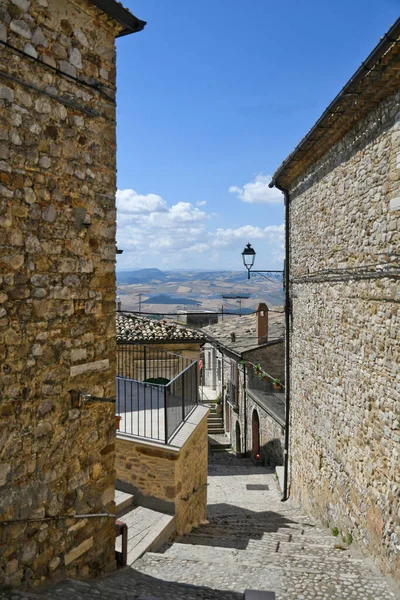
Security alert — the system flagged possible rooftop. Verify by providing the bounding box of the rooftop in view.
[116,313,206,344]
[202,310,284,355]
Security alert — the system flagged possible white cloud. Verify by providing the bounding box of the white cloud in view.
[116,188,168,214]
[213,224,284,248]
[116,186,284,269]
[229,174,283,204]
[196,200,207,207]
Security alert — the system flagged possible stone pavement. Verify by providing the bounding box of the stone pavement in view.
[0,452,398,599]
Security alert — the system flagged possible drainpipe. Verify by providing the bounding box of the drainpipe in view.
[243,362,247,457]
[270,181,291,501]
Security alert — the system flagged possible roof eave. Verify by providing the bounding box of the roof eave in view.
[90,0,146,37]
[270,17,400,189]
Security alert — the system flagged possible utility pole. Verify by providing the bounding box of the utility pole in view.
[138,293,142,313]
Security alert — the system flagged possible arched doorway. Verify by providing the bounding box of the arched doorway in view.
[235,421,241,455]
[252,409,260,460]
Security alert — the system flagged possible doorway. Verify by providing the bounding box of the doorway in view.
[235,421,241,455]
[252,409,260,460]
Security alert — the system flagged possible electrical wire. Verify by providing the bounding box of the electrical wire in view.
[118,308,285,316]
[0,513,116,525]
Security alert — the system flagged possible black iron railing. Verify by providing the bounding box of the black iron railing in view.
[116,344,198,444]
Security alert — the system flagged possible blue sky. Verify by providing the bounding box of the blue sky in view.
[115,0,399,271]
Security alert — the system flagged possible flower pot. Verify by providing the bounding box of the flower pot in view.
[115,415,122,430]
[273,383,281,391]
[215,403,222,417]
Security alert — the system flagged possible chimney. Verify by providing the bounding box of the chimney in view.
[256,303,268,345]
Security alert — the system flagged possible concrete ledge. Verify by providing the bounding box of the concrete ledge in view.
[116,506,175,566]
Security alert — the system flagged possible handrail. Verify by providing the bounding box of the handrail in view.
[166,360,197,388]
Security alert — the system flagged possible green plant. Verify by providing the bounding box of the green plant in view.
[215,394,222,404]
[331,527,339,537]
[254,363,262,372]
[346,532,353,545]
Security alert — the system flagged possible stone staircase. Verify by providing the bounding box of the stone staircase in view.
[134,511,397,599]
[114,487,175,566]
[207,404,224,435]
[201,399,232,452]
[1,456,397,600]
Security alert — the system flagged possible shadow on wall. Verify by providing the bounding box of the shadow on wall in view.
[171,503,315,550]
[260,438,284,467]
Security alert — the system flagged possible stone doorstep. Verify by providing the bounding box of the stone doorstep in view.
[116,505,175,566]
[115,489,135,515]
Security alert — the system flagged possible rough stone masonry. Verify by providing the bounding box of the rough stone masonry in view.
[287,89,400,580]
[0,0,142,589]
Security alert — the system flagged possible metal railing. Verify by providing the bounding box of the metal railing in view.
[116,344,198,444]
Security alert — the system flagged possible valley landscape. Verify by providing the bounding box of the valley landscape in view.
[116,268,284,317]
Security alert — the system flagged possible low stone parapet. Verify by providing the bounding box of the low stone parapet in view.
[116,404,209,536]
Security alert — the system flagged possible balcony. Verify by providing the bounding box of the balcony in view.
[116,344,198,445]
[245,361,285,426]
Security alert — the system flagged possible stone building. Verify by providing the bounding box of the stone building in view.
[0,0,144,589]
[202,305,285,463]
[269,19,400,580]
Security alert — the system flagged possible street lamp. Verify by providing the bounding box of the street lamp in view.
[241,243,283,280]
[242,243,256,274]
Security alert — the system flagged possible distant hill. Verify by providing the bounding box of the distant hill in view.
[117,269,283,285]
[142,294,201,306]
[116,268,167,284]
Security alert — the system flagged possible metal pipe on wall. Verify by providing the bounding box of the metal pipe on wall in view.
[271,181,291,502]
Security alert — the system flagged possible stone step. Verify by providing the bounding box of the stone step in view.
[210,445,232,452]
[183,528,335,545]
[193,520,314,536]
[115,489,135,515]
[208,428,226,435]
[248,539,343,557]
[136,552,391,587]
[206,514,313,528]
[160,542,365,570]
[115,505,175,566]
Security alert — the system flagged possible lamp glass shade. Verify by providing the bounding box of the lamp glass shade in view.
[242,243,256,269]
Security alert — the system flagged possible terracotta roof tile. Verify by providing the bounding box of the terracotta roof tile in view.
[116,314,206,343]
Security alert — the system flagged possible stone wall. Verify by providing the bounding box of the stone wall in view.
[116,406,209,536]
[288,91,399,579]
[0,0,124,588]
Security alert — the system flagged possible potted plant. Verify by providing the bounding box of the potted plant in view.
[215,394,223,416]
[272,378,281,390]
[115,415,122,430]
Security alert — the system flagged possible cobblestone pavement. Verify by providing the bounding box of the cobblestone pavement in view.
[1,452,398,599]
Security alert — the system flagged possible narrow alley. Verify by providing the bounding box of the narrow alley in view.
[1,451,397,600]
